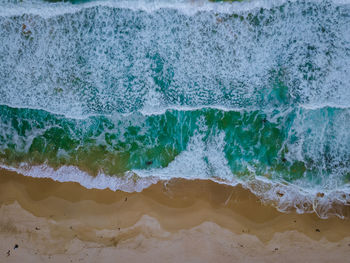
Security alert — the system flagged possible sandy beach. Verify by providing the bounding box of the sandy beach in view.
[1,0,350,262]
[0,169,349,263]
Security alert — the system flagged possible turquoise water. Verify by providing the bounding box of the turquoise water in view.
[0,0,350,216]
[1,104,350,187]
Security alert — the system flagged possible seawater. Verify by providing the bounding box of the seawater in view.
[0,0,350,218]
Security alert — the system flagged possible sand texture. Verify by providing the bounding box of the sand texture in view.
[1,170,350,262]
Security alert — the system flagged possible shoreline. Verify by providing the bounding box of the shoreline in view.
[3,164,350,219]
[1,170,350,262]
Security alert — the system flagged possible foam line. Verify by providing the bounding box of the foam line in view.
[2,163,350,218]
[1,0,349,117]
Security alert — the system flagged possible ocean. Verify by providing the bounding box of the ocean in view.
[0,0,350,218]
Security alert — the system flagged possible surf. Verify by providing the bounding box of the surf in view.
[0,0,350,218]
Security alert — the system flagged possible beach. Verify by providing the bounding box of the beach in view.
[1,169,350,263]
[1,0,350,262]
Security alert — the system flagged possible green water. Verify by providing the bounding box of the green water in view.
[1,104,349,189]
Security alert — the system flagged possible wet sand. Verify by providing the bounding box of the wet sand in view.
[1,169,350,262]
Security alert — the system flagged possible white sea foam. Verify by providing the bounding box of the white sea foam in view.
[0,163,160,192]
[134,121,235,182]
[2,122,350,218]
[0,0,332,17]
[2,161,350,218]
[0,0,349,118]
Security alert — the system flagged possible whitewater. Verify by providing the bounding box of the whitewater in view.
[0,0,350,218]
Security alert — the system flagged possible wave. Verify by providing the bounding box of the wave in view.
[2,163,350,219]
[2,0,345,18]
[1,104,350,218]
[0,0,349,117]
[1,0,350,218]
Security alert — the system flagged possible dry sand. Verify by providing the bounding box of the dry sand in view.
[1,169,350,262]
